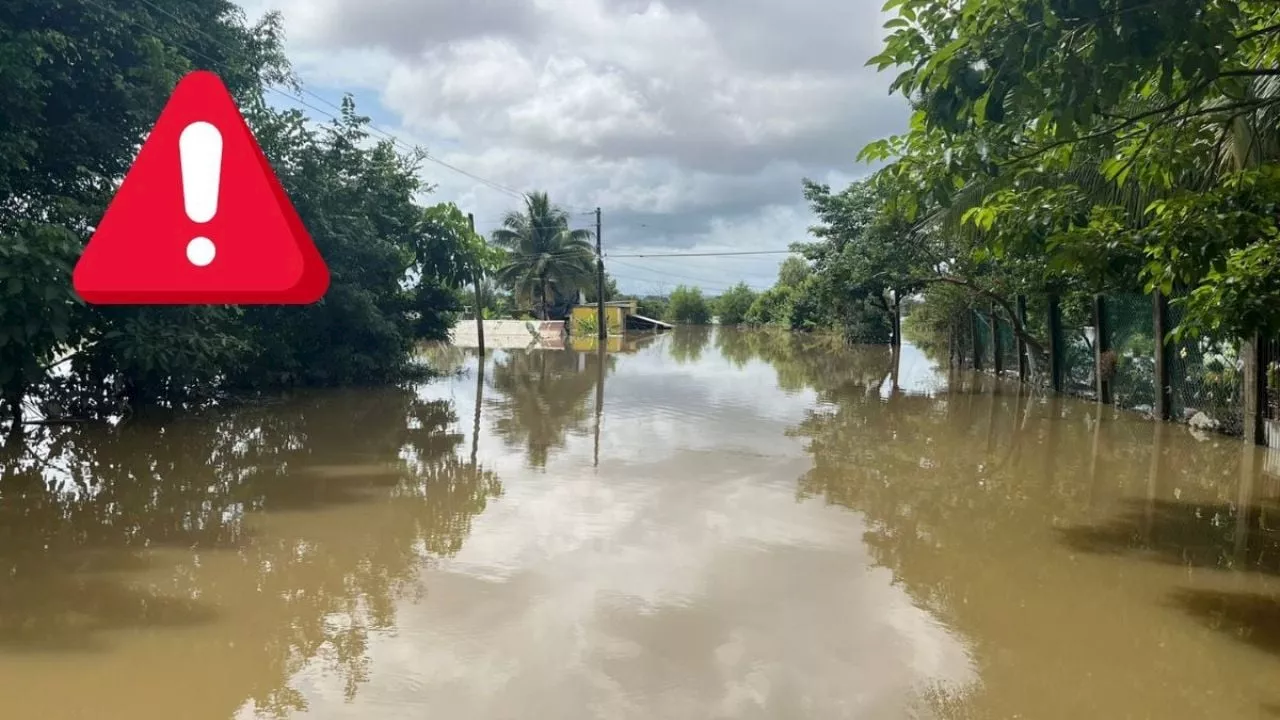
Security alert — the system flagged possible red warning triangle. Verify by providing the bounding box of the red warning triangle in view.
[73,70,329,305]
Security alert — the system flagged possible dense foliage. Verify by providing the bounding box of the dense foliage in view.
[0,1,486,431]
[666,285,712,325]
[491,192,596,320]
[584,273,620,304]
[786,0,1280,357]
[713,282,757,326]
[857,0,1280,347]
[635,295,670,321]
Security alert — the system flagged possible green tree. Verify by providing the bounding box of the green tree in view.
[776,256,811,289]
[793,178,930,345]
[98,98,463,396]
[666,285,711,325]
[491,192,596,320]
[583,273,619,304]
[786,276,833,332]
[0,0,291,428]
[864,0,1280,341]
[0,4,483,428]
[715,282,756,325]
[745,286,795,326]
[419,202,507,330]
[636,295,669,321]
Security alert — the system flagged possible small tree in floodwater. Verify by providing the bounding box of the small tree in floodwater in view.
[666,285,712,324]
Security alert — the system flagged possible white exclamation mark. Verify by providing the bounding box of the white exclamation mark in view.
[179,121,222,267]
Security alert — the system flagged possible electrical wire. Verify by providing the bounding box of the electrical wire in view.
[94,0,542,204]
[607,259,768,291]
[83,0,803,256]
[606,250,794,258]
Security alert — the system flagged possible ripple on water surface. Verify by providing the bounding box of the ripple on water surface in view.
[0,328,1277,719]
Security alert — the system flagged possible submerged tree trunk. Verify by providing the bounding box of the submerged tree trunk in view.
[923,275,1046,359]
[874,292,895,345]
[4,395,23,445]
[891,294,902,348]
[3,383,25,439]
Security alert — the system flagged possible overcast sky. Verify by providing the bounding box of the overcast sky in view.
[235,0,908,295]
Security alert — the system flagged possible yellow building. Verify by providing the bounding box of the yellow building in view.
[570,300,635,336]
[570,298,673,336]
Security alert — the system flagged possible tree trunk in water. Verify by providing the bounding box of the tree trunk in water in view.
[875,293,894,345]
[4,391,23,446]
[892,297,902,347]
[924,275,1047,360]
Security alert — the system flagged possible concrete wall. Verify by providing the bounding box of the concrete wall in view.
[450,320,565,349]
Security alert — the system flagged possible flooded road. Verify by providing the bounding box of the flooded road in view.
[2,327,1279,719]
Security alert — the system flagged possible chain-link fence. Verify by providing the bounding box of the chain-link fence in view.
[1059,298,1095,398]
[1164,301,1245,435]
[974,311,994,371]
[947,291,1269,441]
[1268,338,1280,424]
[996,313,1017,374]
[953,305,1025,377]
[1020,294,1052,387]
[1105,294,1157,412]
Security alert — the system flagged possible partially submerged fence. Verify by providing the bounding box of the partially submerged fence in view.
[948,292,1278,446]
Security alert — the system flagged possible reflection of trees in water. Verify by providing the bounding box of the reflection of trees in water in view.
[786,382,1197,604]
[785,369,1280,715]
[713,326,756,368]
[487,349,614,467]
[668,326,712,364]
[0,387,500,718]
[415,341,471,376]
[713,327,894,394]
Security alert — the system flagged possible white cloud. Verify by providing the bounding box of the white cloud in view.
[237,0,908,293]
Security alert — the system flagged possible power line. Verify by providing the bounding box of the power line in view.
[608,259,768,291]
[606,250,794,258]
[608,273,734,294]
[94,0,804,303]
[474,246,796,261]
[74,4,795,252]
[82,2,803,235]
[97,0,539,204]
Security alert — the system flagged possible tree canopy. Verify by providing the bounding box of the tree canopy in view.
[796,0,1280,353]
[666,285,712,325]
[0,1,486,431]
[714,282,757,326]
[491,192,596,320]
[775,256,812,289]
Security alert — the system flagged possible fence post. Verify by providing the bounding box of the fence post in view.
[1047,294,1064,392]
[990,303,1004,375]
[1016,294,1029,382]
[1243,333,1267,446]
[948,320,956,368]
[1094,294,1112,404]
[971,309,984,371]
[1152,290,1172,421]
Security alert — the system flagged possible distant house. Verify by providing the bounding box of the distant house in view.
[570,293,672,335]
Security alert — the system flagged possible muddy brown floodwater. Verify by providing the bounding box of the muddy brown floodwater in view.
[1,327,1279,719]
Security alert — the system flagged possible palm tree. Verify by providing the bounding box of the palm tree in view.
[491,192,596,319]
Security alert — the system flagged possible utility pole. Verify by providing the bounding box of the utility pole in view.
[467,212,485,357]
[595,207,606,341]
